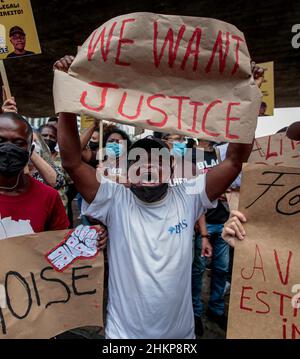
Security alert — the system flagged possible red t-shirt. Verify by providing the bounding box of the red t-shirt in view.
[0,176,69,234]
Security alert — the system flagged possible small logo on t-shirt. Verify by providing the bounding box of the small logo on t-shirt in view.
[168,219,188,235]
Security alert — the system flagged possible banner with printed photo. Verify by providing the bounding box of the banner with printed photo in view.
[80,114,96,130]
[258,61,274,116]
[0,0,41,59]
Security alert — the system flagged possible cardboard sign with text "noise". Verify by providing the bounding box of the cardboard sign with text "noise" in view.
[227,164,300,339]
[54,12,261,143]
[0,229,104,339]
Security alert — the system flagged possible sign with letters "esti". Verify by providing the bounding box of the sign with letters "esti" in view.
[228,164,300,339]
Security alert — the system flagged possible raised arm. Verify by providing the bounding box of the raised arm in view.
[80,121,98,163]
[206,142,252,201]
[206,61,264,202]
[58,112,100,203]
[80,121,98,150]
[30,150,58,188]
[54,56,100,204]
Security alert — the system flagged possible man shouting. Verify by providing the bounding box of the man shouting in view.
[54,55,262,339]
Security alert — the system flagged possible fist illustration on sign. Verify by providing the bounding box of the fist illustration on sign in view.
[46,225,99,272]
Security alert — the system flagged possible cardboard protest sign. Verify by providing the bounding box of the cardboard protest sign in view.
[249,132,300,167]
[227,164,300,339]
[54,12,261,143]
[0,229,104,339]
[0,0,41,59]
[258,61,274,116]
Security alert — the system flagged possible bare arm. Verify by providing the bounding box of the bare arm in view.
[196,215,212,257]
[80,122,99,163]
[206,142,253,202]
[80,125,96,163]
[206,61,264,202]
[58,112,100,204]
[54,55,100,204]
[197,214,208,236]
[30,150,58,187]
[80,121,98,150]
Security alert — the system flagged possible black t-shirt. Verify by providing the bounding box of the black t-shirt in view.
[193,148,229,224]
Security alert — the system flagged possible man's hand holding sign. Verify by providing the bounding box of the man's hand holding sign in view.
[0,11,263,340]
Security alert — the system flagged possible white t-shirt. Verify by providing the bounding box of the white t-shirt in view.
[82,175,216,339]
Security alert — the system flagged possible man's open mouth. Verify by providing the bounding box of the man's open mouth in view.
[139,171,160,185]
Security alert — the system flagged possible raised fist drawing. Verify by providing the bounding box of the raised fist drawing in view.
[46,225,100,271]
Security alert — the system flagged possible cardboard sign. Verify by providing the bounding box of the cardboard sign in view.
[0,0,41,59]
[54,12,261,143]
[258,61,274,116]
[0,229,104,339]
[227,164,300,339]
[249,133,300,167]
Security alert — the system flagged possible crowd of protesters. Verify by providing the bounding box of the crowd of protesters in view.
[2,54,296,339]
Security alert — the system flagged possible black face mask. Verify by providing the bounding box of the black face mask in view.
[0,142,30,177]
[89,141,99,151]
[130,183,168,203]
[44,139,57,153]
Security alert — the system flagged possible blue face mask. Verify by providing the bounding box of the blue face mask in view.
[106,142,123,158]
[171,141,187,157]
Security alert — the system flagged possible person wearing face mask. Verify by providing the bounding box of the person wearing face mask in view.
[40,124,58,160]
[0,111,70,240]
[162,133,197,186]
[191,139,230,333]
[1,97,65,191]
[39,123,70,212]
[80,120,102,168]
[55,55,260,339]
[29,130,66,190]
[100,128,131,183]
[163,134,212,336]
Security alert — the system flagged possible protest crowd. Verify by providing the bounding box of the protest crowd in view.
[0,7,299,341]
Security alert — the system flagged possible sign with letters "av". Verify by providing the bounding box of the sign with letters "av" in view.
[228,164,300,339]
